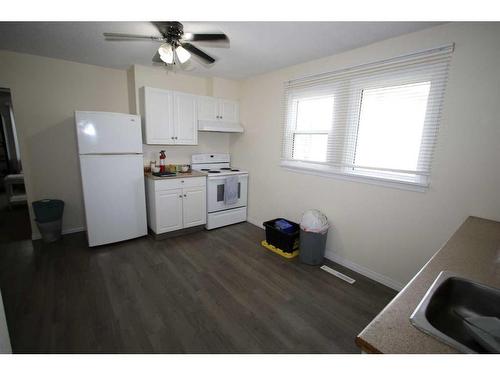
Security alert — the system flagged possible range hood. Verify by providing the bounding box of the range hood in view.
[198,120,244,133]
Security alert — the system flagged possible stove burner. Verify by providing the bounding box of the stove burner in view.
[220,167,231,170]
[201,168,210,171]
[231,169,240,172]
[208,170,221,173]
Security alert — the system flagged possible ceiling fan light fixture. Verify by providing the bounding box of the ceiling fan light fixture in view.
[175,45,191,64]
[158,43,174,64]
[104,22,225,68]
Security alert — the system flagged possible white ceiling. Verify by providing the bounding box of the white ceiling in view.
[0,22,442,79]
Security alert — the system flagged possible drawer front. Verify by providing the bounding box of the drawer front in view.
[154,176,206,191]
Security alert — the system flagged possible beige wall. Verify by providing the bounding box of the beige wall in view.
[130,64,241,165]
[209,77,242,99]
[231,23,500,289]
[0,50,129,237]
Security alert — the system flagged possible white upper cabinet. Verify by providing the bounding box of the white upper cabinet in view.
[197,96,219,122]
[141,87,198,145]
[197,96,243,133]
[219,99,240,123]
[173,92,198,145]
[142,87,175,144]
[141,87,242,141]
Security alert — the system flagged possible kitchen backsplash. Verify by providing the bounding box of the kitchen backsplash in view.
[142,132,230,166]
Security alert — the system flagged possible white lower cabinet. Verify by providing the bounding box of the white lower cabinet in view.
[156,188,183,232]
[146,176,206,234]
[182,187,207,227]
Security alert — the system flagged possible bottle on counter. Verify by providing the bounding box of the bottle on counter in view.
[159,150,166,173]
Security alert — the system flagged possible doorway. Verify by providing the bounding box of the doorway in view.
[0,88,30,243]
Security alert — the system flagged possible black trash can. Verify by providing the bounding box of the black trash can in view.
[32,199,64,243]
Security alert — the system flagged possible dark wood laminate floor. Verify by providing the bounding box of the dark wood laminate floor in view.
[0,222,396,353]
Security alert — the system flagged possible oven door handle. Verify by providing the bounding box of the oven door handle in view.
[207,175,247,181]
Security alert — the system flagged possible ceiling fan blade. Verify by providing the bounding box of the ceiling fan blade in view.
[181,43,216,64]
[183,33,229,43]
[152,50,163,63]
[103,32,163,42]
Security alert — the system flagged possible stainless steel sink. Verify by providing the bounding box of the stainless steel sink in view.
[410,271,500,353]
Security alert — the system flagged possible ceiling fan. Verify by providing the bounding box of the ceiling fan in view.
[103,21,229,67]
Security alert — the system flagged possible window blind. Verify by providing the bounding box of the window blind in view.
[281,44,454,188]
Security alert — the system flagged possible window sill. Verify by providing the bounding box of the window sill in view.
[280,160,429,193]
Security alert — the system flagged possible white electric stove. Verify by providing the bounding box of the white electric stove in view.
[191,153,248,230]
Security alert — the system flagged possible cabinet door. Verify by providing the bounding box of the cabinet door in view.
[197,96,219,122]
[144,87,175,144]
[182,186,206,228]
[219,99,239,123]
[155,189,183,233]
[174,92,198,145]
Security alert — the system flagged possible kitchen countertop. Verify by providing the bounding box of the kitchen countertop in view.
[145,170,207,180]
[356,216,500,353]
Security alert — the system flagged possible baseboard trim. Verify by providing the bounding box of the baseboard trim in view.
[31,226,86,241]
[247,217,264,229]
[246,217,403,291]
[325,250,404,291]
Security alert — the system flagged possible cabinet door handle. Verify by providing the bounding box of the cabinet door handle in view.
[183,194,187,197]
[179,195,182,198]
[171,136,174,140]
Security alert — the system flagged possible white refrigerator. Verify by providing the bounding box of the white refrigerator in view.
[75,111,147,247]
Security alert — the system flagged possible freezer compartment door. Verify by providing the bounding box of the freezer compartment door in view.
[79,154,147,247]
[76,111,143,154]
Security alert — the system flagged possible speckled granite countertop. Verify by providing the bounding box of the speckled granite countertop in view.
[145,170,207,180]
[356,216,500,353]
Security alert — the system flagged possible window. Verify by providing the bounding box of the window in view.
[281,45,453,189]
[354,82,431,172]
[291,96,334,162]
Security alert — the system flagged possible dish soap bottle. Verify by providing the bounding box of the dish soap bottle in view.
[159,150,166,173]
